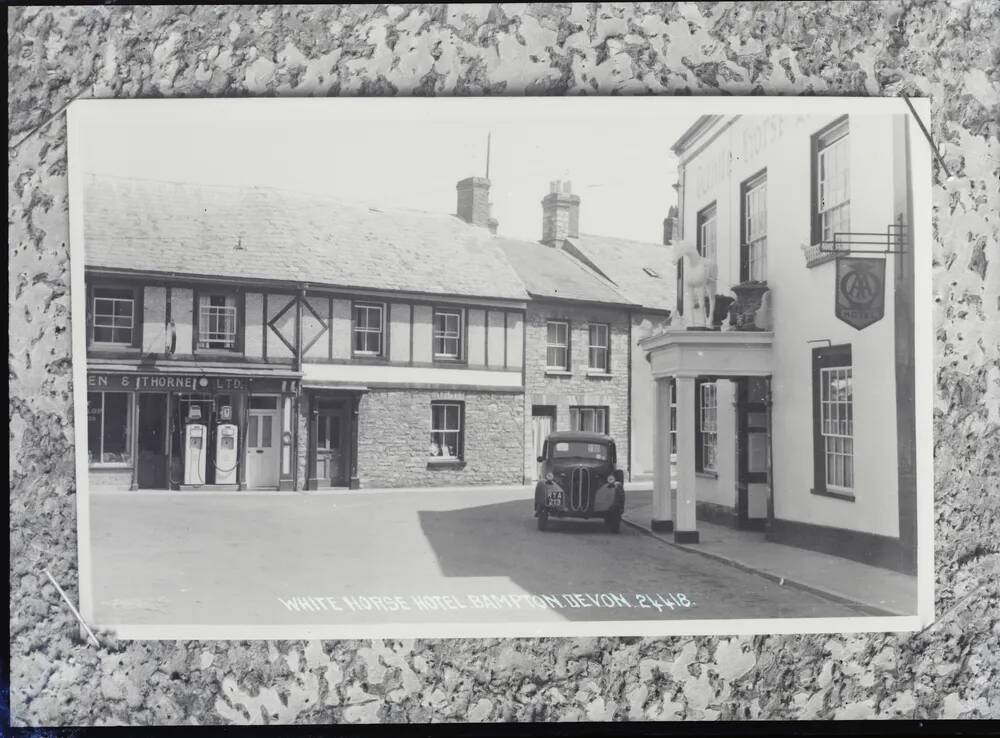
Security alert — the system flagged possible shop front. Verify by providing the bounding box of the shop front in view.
[86,369,300,491]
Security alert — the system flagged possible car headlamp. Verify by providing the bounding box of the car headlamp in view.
[545,472,555,482]
[607,474,617,484]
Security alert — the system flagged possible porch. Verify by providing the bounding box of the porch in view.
[639,328,775,544]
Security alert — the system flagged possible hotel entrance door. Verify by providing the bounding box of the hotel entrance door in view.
[736,377,770,529]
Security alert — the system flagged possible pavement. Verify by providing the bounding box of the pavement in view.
[622,487,918,616]
[87,482,883,628]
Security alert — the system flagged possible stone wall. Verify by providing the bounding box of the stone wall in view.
[357,389,524,489]
[523,302,631,480]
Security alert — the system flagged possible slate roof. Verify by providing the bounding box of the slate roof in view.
[496,238,636,307]
[82,174,529,301]
[567,233,677,313]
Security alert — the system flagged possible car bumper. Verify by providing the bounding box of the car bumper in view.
[538,481,624,517]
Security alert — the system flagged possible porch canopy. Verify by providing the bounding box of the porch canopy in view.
[639,329,774,543]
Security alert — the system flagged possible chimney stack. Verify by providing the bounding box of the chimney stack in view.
[541,179,580,244]
[457,176,497,232]
[663,205,678,245]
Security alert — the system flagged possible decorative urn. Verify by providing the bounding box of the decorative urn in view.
[730,281,770,331]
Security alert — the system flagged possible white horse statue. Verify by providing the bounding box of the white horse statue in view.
[673,239,718,328]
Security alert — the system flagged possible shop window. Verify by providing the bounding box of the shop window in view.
[430,401,464,459]
[433,309,463,360]
[197,292,239,350]
[87,391,131,465]
[352,302,385,356]
[741,171,768,282]
[92,287,137,345]
[588,324,610,373]
[546,321,570,370]
[695,381,718,474]
[697,202,718,264]
[570,406,608,434]
[813,344,854,498]
[812,117,850,247]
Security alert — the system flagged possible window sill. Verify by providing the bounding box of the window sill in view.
[801,243,840,268]
[90,463,132,470]
[696,471,719,480]
[811,487,856,502]
[544,369,572,377]
[427,458,466,469]
[586,370,613,378]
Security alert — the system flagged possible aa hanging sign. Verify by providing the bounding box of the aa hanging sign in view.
[835,257,886,330]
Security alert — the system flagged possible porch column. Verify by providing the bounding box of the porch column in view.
[651,376,673,532]
[349,394,361,489]
[674,374,699,543]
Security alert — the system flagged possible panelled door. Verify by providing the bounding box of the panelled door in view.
[531,406,556,480]
[736,377,770,529]
[316,408,347,487]
[246,395,280,488]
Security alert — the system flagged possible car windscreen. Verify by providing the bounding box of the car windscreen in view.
[550,441,609,461]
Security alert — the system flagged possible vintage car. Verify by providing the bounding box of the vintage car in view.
[534,431,625,532]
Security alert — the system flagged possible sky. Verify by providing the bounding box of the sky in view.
[77,100,694,244]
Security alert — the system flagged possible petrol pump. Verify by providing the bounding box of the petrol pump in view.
[183,404,207,485]
[214,404,239,484]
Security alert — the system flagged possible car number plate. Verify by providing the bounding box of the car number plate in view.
[547,490,563,507]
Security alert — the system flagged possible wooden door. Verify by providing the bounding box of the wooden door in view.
[531,407,556,480]
[245,397,280,488]
[316,410,347,487]
[737,377,770,529]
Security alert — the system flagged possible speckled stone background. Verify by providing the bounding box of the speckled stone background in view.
[8,2,1000,726]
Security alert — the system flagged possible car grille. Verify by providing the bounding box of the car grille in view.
[570,468,590,512]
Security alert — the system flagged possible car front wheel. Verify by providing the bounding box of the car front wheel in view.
[604,512,621,533]
[537,511,549,531]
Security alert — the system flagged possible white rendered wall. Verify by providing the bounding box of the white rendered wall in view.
[678,114,906,537]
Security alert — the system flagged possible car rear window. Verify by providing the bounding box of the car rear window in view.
[551,441,609,460]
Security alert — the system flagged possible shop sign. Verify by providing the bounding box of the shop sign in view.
[87,373,293,393]
[835,257,886,330]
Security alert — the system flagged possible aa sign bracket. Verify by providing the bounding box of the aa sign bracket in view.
[819,222,907,256]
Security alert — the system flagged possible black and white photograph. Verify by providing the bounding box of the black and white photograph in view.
[68,96,933,640]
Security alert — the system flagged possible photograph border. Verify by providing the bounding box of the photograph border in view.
[68,94,935,641]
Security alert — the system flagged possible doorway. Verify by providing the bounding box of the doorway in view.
[736,377,770,530]
[137,393,168,489]
[245,395,280,489]
[531,406,556,480]
[315,399,348,487]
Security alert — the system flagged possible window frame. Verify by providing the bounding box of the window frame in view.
[351,301,387,358]
[569,405,609,434]
[696,202,718,265]
[810,116,851,248]
[695,380,718,475]
[812,343,855,500]
[194,288,243,352]
[587,323,611,374]
[739,169,768,283]
[89,284,142,349]
[432,308,464,362]
[429,400,465,461]
[87,390,132,468]
[545,320,571,371]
